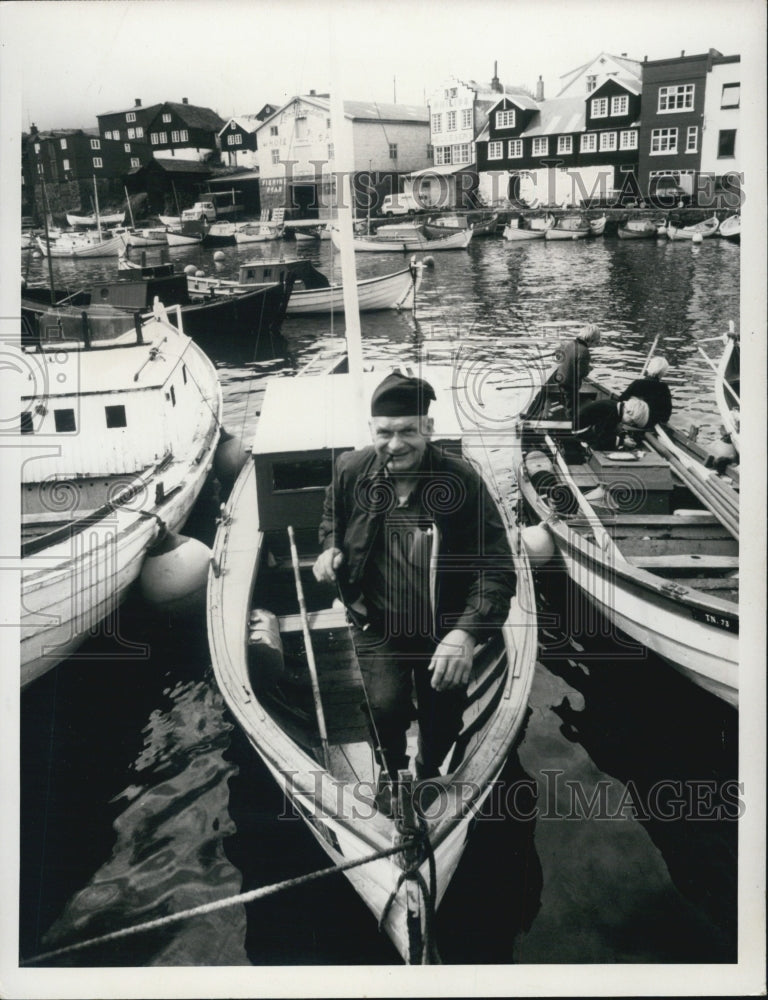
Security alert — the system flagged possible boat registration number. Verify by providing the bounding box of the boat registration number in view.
[691,608,739,633]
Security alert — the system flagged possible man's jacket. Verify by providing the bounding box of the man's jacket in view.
[318,443,516,640]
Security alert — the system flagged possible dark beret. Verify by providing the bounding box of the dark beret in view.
[370,372,436,417]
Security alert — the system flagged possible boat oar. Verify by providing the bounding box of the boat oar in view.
[694,343,740,406]
[640,333,661,375]
[287,525,331,770]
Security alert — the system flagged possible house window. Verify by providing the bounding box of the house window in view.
[34,143,40,153]
[105,405,127,428]
[127,128,135,139]
[124,143,131,152]
[557,135,572,155]
[426,144,433,159]
[580,133,597,152]
[599,131,617,151]
[162,112,172,123]
[90,138,101,149]
[171,130,180,142]
[435,146,451,165]
[685,126,698,153]
[230,134,242,145]
[658,84,694,112]
[60,138,67,150]
[62,159,70,171]
[180,130,188,142]
[431,113,442,132]
[721,83,740,109]
[532,137,548,156]
[610,95,628,116]
[590,97,608,118]
[508,139,523,158]
[104,131,112,140]
[131,158,140,167]
[158,131,168,144]
[461,108,472,129]
[135,126,144,138]
[270,125,279,136]
[651,127,678,154]
[150,133,159,145]
[271,149,280,164]
[619,130,637,150]
[389,143,397,159]
[230,121,237,130]
[718,129,736,157]
[446,111,457,131]
[495,109,516,128]
[92,157,103,168]
[488,141,503,160]
[126,111,136,122]
[20,412,34,435]
[586,75,598,93]
[452,143,470,164]
[328,143,334,159]
[54,408,76,432]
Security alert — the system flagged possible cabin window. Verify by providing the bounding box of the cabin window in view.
[263,268,273,278]
[685,126,698,153]
[91,138,101,150]
[20,412,34,435]
[105,404,127,428]
[495,109,516,129]
[580,133,597,152]
[532,137,548,156]
[717,129,736,158]
[163,113,172,123]
[60,138,67,150]
[126,112,136,122]
[389,143,397,159]
[658,84,694,113]
[508,139,523,158]
[590,97,608,118]
[610,95,628,116]
[461,108,472,129]
[54,408,76,432]
[93,157,103,168]
[169,385,176,407]
[721,83,740,109]
[651,127,678,154]
[557,136,572,154]
[446,111,457,131]
[431,113,442,132]
[599,131,617,151]
[272,458,333,492]
[619,129,637,150]
[488,141,503,160]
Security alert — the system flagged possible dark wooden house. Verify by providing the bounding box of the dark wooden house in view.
[145,99,225,162]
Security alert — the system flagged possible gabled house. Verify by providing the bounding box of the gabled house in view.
[219,104,278,169]
[557,52,642,97]
[145,99,226,162]
[97,99,162,145]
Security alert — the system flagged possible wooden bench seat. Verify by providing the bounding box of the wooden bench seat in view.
[625,554,739,571]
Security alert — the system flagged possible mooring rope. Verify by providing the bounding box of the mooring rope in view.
[22,840,412,966]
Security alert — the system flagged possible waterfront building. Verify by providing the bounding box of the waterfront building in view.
[218,105,277,169]
[97,98,162,146]
[144,99,225,163]
[699,54,741,206]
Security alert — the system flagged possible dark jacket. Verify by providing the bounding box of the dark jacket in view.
[575,399,622,450]
[619,378,672,425]
[318,443,516,640]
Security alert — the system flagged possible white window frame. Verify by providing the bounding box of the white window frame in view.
[619,130,638,150]
[131,157,140,167]
[179,130,188,142]
[431,113,442,132]
[557,135,572,155]
[62,159,70,171]
[435,146,451,165]
[158,131,168,144]
[532,137,548,157]
[124,143,131,153]
[171,130,180,143]
[162,112,172,123]
[452,143,470,165]
[271,149,280,164]
[651,127,678,154]
[461,108,472,129]
[590,97,608,118]
[508,139,523,158]
[685,126,698,153]
[495,109,516,129]
[92,157,103,168]
[60,138,67,150]
[90,138,101,150]
[610,95,628,116]
[127,128,135,139]
[658,84,695,113]
[150,133,159,145]
[135,126,144,138]
[126,112,136,123]
[580,133,597,153]
[446,110,457,131]
[721,83,740,109]
[586,75,597,93]
[488,141,503,160]
[599,131,617,152]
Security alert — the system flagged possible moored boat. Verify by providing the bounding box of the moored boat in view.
[544,215,590,241]
[617,217,658,240]
[233,222,284,244]
[502,215,552,241]
[66,210,125,228]
[36,229,128,258]
[286,262,423,314]
[715,329,740,452]
[331,226,473,253]
[125,227,169,248]
[665,215,720,240]
[588,215,607,237]
[423,212,499,238]
[718,214,740,243]
[20,301,222,687]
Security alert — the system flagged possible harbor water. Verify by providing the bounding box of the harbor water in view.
[20,232,739,966]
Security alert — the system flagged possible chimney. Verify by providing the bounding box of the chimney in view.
[681,50,685,57]
[182,97,189,104]
[134,98,142,107]
[309,88,316,96]
[535,75,544,101]
[491,60,502,93]
[621,52,627,57]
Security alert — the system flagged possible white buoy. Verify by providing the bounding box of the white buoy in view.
[195,268,206,277]
[213,250,226,261]
[32,249,42,259]
[139,527,211,615]
[214,428,248,488]
[183,264,197,275]
[521,523,555,564]
[423,255,436,269]
[692,233,703,244]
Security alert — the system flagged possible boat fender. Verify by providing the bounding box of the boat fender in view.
[691,233,703,244]
[214,428,249,488]
[183,264,198,276]
[139,527,211,614]
[213,250,226,262]
[521,523,555,564]
[195,269,206,277]
[423,255,435,269]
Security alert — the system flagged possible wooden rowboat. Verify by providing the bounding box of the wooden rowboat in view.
[718,214,741,243]
[331,226,473,253]
[665,215,720,241]
[207,363,537,962]
[617,218,657,240]
[715,330,740,452]
[544,215,590,241]
[502,218,550,242]
[588,215,607,237]
[66,210,125,227]
[286,263,423,314]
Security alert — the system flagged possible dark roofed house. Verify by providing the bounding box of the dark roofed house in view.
[97,98,163,145]
[146,99,226,162]
[125,156,214,214]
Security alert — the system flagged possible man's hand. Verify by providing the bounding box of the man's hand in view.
[313,547,344,583]
[429,629,476,691]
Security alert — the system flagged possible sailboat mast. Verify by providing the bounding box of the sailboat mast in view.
[92,176,102,240]
[39,176,56,305]
[124,185,136,229]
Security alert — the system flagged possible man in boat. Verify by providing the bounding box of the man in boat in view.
[618,357,673,426]
[522,325,602,421]
[574,396,650,451]
[313,372,516,799]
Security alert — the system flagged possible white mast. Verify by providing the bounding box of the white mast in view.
[92,176,102,240]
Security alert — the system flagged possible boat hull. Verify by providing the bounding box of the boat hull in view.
[332,228,473,252]
[502,226,546,242]
[285,267,421,315]
[544,227,589,241]
[37,232,128,258]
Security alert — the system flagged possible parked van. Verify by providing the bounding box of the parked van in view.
[380,192,423,216]
[181,200,216,222]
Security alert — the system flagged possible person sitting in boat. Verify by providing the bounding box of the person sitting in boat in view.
[313,372,516,799]
[618,357,673,426]
[575,396,650,451]
[522,325,602,421]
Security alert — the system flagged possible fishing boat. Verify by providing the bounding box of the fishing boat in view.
[36,229,128,258]
[665,215,720,241]
[166,226,204,247]
[20,301,222,687]
[286,262,423,315]
[422,212,499,238]
[159,214,181,228]
[233,223,284,245]
[66,210,125,228]
[207,92,537,964]
[617,218,658,240]
[513,383,738,708]
[715,329,740,452]
[588,215,607,237]
[125,227,169,248]
[331,226,473,253]
[501,220,548,242]
[543,215,590,241]
[718,214,741,243]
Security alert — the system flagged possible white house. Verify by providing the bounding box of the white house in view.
[699,55,741,197]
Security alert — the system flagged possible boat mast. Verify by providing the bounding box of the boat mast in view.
[124,185,136,229]
[39,175,57,304]
[92,175,102,240]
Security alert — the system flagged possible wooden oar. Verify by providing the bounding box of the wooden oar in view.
[640,333,661,375]
[287,525,331,769]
